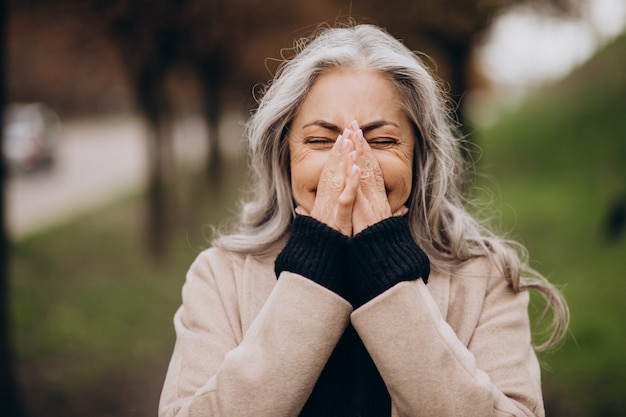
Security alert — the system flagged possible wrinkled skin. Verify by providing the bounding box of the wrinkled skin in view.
[288,69,415,236]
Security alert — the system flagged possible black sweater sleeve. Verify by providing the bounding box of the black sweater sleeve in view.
[275,215,430,308]
[274,215,350,300]
[348,216,430,308]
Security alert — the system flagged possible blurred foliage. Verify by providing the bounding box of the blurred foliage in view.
[6,0,586,259]
[474,32,626,416]
[10,157,249,416]
[7,0,583,117]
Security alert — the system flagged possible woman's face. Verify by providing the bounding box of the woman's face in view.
[287,68,415,214]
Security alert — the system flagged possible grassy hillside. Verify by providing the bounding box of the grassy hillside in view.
[474,32,626,416]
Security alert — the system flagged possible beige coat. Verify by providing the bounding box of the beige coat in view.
[159,246,544,417]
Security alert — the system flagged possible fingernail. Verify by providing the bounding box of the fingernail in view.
[342,128,351,138]
[341,136,349,151]
[334,135,342,148]
[350,150,357,162]
[351,120,359,131]
[357,129,364,142]
[351,164,359,177]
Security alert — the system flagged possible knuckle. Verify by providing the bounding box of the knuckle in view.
[337,195,353,208]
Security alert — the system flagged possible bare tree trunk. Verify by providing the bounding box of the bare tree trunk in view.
[101,1,179,261]
[434,36,472,132]
[136,64,172,260]
[198,54,225,190]
[145,117,170,260]
[0,0,24,414]
[430,34,475,164]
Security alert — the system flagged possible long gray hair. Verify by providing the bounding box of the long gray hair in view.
[213,23,568,350]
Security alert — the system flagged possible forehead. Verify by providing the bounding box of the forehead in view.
[294,68,406,124]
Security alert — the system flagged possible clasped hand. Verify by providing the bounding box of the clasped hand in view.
[296,120,407,236]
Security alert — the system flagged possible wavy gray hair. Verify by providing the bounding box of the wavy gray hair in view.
[213,23,568,350]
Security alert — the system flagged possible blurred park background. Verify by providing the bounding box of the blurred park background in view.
[1,0,625,416]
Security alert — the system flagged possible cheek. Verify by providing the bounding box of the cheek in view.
[382,163,412,193]
[290,152,326,205]
[378,153,414,206]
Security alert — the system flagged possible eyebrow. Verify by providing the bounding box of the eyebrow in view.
[301,119,400,133]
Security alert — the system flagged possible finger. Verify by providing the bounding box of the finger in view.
[350,125,364,157]
[334,131,355,180]
[348,127,369,184]
[342,134,355,156]
[319,134,349,191]
[324,130,353,174]
[336,161,360,235]
[327,133,345,163]
[350,129,392,233]
[357,128,374,167]
[310,131,354,230]
[353,128,384,192]
[351,128,371,172]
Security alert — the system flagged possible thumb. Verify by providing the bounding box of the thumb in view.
[335,163,360,236]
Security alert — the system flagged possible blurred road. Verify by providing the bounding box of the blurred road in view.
[5,113,244,239]
[5,116,149,238]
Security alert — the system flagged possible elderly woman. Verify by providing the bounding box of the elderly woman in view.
[159,24,568,417]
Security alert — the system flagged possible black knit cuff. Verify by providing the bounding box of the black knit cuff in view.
[275,215,349,299]
[348,216,430,308]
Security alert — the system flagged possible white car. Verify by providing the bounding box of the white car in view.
[2,103,60,174]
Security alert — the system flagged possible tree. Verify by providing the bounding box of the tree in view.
[352,0,582,129]
[0,0,24,413]
[93,0,343,258]
[94,0,583,257]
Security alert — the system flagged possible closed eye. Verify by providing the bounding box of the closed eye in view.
[367,137,398,148]
[305,137,336,148]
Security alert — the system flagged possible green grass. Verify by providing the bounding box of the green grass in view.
[10,158,249,412]
[473,32,626,416]
[12,196,179,370]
